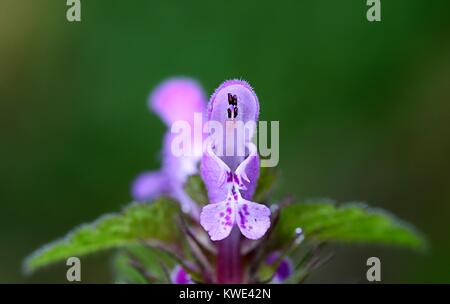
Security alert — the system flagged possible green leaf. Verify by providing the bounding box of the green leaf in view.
[113,250,149,284]
[184,174,208,205]
[113,245,176,284]
[24,198,181,274]
[274,200,426,250]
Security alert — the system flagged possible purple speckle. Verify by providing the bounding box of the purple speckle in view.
[238,211,248,229]
[243,204,250,215]
[226,171,233,182]
[219,212,224,217]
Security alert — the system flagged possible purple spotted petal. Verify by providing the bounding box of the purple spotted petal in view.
[131,171,168,202]
[236,199,270,240]
[200,200,236,241]
[170,265,193,284]
[150,78,206,126]
[200,174,271,241]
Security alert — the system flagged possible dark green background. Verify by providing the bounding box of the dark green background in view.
[1,0,449,283]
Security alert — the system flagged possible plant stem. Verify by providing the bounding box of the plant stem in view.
[217,227,242,283]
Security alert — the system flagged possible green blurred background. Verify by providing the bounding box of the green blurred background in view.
[1,0,449,283]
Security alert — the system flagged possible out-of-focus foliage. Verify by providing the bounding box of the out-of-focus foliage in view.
[113,246,175,284]
[254,167,279,202]
[24,199,181,273]
[275,201,425,249]
[184,175,208,206]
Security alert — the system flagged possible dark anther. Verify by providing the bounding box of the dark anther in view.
[228,93,237,106]
[227,93,238,119]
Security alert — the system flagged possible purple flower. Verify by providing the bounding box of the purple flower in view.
[265,252,294,283]
[131,78,206,218]
[200,80,271,241]
[150,78,206,127]
[170,265,193,284]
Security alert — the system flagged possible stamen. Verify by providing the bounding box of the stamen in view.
[227,93,239,119]
[228,93,233,104]
[228,93,237,105]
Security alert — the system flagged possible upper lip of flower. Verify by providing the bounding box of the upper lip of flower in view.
[208,79,259,121]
